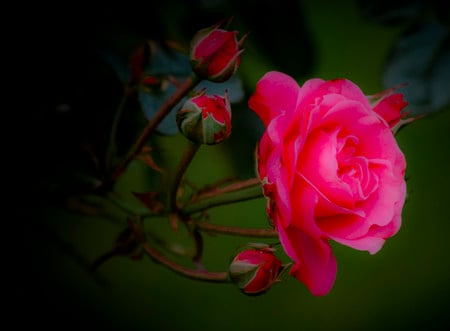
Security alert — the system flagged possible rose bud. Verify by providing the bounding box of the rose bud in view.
[229,244,287,295]
[176,90,232,145]
[190,19,247,82]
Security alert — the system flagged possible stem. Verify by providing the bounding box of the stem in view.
[127,219,228,282]
[112,74,200,180]
[195,178,261,200]
[142,242,229,282]
[170,141,201,212]
[191,221,278,238]
[180,177,264,216]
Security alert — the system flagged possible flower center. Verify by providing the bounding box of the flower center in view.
[336,135,378,200]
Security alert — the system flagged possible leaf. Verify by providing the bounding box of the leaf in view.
[145,41,191,76]
[382,22,450,116]
[357,0,424,26]
[138,86,181,135]
[197,76,245,104]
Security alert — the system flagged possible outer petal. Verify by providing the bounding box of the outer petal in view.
[248,71,300,127]
[277,177,337,296]
[329,228,385,254]
[278,225,337,296]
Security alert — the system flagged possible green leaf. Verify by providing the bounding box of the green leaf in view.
[382,22,450,116]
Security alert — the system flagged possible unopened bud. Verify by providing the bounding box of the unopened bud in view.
[229,244,286,295]
[176,91,232,145]
[190,19,247,82]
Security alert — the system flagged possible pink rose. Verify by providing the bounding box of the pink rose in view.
[248,71,408,296]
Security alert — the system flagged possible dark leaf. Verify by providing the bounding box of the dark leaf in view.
[382,22,450,116]
[138,87,180,135]
[357,0,424,26]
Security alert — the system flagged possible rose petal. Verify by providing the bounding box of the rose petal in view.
[193,30,235,58]
[278,224,337,296]
[248,71,300,127]
[318,79,373,111]
[208,32,240,76]
[299,128,355,209]
[330,233,385,254]
[359,172,406,229]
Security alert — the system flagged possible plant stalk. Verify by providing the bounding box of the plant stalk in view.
[112,74,200,180]
[180,178,264,216]
[170,141,201,212]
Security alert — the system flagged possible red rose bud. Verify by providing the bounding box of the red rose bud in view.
[176,90,232,145]
[229,245,285,295]
[190,19,247,82]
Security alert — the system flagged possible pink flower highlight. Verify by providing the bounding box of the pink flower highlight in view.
[248,71,408,296]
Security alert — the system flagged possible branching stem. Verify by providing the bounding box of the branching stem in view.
[112,74,200,180]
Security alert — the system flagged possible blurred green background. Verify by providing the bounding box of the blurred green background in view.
[21,0,450,330]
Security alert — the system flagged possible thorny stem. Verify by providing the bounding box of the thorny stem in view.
[127,219,229,282]
[112,74,200,181]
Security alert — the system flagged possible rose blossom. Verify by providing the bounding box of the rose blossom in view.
[248,71,408,296]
